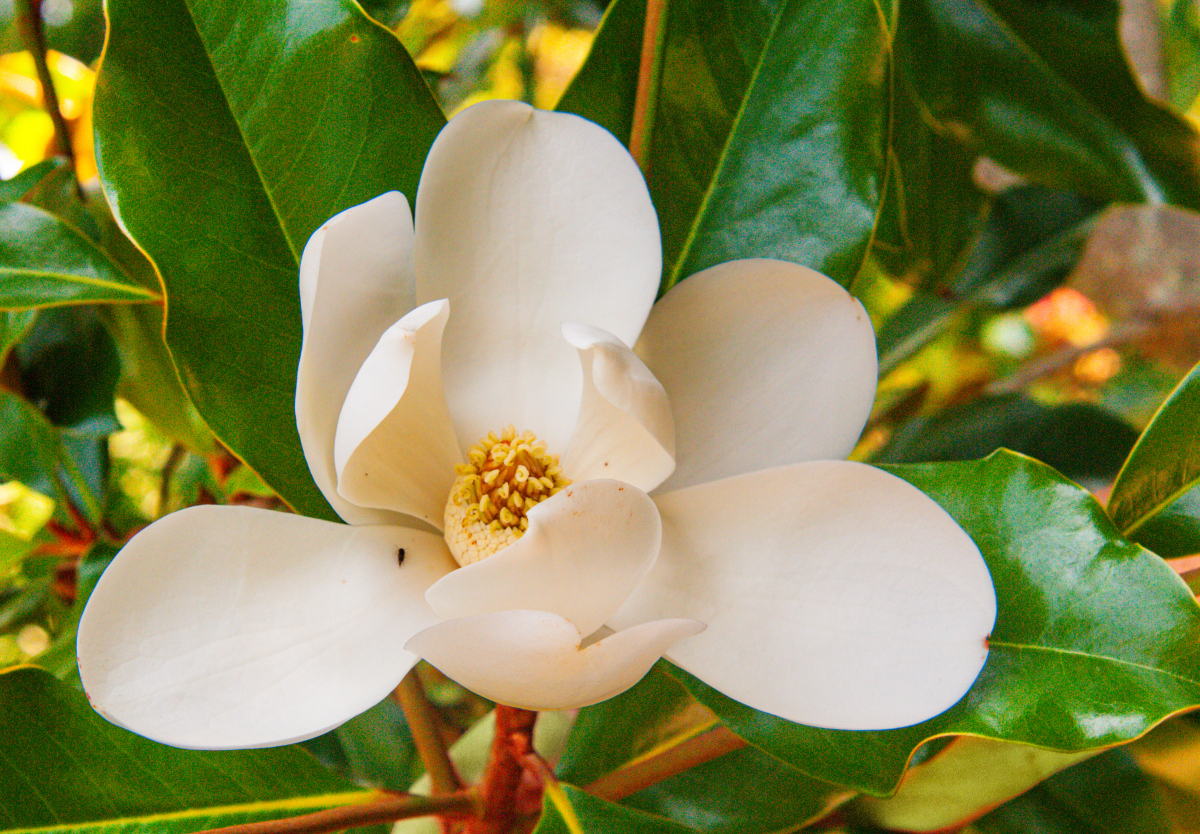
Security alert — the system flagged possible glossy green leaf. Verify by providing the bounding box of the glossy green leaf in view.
[897,0,1200,209]
[555,0,643,145]
[668,451,1200,796]
[0,666,387,834]
[877,394,1138,483]
[532,785,696,834]
[1109,359,1200,557]
[0,388,65,502]
[0,309,37,362]
[0,160,61,204]
[851,737,1096,832]
[558,664,714,787]
[970,749,1170,834]
[17,306,119,435]
[94,0,445,520]
[0,202,157,309]
[302,695,422,792]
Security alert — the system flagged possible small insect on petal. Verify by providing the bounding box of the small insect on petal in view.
[397,548,406,566]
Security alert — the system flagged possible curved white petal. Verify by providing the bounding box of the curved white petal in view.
[406,611,704,710]
[334,300,462,527]
[561,323,675,492]
[77,505,456,749]
[610,460,997,730]
[414,100,662,452]
[297,192,415,524]
[636,259,878,493]
[426,479,660,637]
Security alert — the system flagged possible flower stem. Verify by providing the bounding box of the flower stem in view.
[628,0,667,172]
[13,0,81,196]
[194,792,478,834]
[463,705,539,834]
[583,725,747,801]
[394,669,463,796]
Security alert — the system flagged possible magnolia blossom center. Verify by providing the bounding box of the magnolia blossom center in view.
[443,426,571,567]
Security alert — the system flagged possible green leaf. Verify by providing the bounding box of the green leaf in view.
[558,664,714,787]
[668,451,1200,796]
[94,0,445,520]
[0,0,104,63]
[532,785,697,834]
[971,748,1170,834]
[1108,359,1200,557]
[17,306,119,435]
[897,0,1200,209]
[0,666,387,833]
[0,388,66,501]
[852,737,1096,832]
[555,0,644,144]
[0,309,37,363]
[0,160,62,204]
[302,696,422,792]
[0,202,157,309]
[877,394,1138,483]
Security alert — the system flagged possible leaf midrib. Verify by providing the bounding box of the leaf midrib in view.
[0,269,158,297]
[989,639,1200,689]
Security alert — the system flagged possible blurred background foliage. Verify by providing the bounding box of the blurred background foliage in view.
[4,0,1200,831]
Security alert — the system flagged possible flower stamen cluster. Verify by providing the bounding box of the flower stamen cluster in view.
[444,426,570,566]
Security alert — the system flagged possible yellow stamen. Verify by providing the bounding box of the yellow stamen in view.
[443,425,571,567]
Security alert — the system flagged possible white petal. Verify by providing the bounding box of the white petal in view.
[426,479,660,637]
[414,100,661,452]
[297,192,415,524]
[406,611,704,710]
[636,259,878,492]
[334,300,462,527]
[561,323,675,492]
[610,461,996,730]
[77,505,456,749]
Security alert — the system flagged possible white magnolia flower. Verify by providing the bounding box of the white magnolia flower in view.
[77,101,996,750]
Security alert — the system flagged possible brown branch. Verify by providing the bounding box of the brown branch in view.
[195,792,479,834]
[13,0,81,197]
[628,0,667,172]
[394,669,463,795]
[463,705,538,834]
[584,726,747,801]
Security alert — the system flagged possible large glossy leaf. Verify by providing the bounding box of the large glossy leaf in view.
[559,0,890,291]
[94,0,445,520]
[0,202,157,309]
[0,667,387,834]
[668,451,1200,796]
[1108,359,1200,558]
[969,748,1170,834]
[897,0,1200,209]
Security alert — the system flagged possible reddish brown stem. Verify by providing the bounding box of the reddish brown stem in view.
[628,0,667,171]
[394,670,462,795]
[584,726,747,801]
[463,705,539,834]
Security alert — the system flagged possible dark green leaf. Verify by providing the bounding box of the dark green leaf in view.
[17,306,119,435]
[897,0,1200,209]
[1109,359,1200,557]
[669,451,1200,795]
[301,696,422,792]
[94,0,445,520]
[972,749,1170,834]
[0,388,64,500]
[0,0,104,63]
[555,0,643,144]
[0,159,62,204]
[876,394,1138,483]
[0,202,156,309]
[532,784,697,834]
[0,666,385,833]
[0,309,37,362]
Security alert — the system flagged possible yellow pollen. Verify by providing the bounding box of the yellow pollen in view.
[443,426,571,567]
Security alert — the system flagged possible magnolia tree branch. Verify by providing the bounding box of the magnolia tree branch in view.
[463,705,539,834]
[194,792,479,834]
[629,0,667,171]
[394,669,463,795]
[13,0,80,192]
[584,726,748,801]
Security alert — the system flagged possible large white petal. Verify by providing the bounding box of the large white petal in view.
[636,259,878,493]
[334,300,462,527]
[414,100,661,452]
[610,460,996,730]
[406,611,704,710]
[77,505,455,749]
[297,192,415,524]
[561,323,675,492]
[426,479,660,637]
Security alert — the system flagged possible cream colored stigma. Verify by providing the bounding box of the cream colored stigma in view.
[444,426,571,567]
